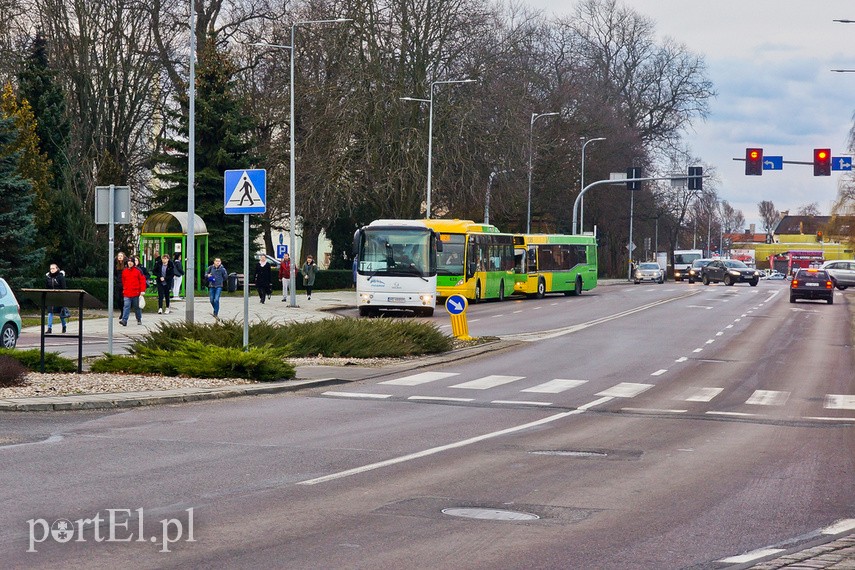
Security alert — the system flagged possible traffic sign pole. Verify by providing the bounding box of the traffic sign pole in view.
[445,295,473,340]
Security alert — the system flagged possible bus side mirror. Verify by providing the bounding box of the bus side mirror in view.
[352,230,362,257]
[434,231,443,253]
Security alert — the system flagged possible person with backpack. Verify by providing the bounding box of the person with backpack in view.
[171,253,185,299]
[204,257,228,318]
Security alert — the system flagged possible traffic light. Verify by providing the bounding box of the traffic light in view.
[627,167,642,190]
[813,148,831,176]
[745,148,763,175]
[816,230,823,242]
[688,166,703,190]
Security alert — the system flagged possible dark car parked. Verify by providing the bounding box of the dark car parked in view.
[790,268,834,304]
[701,259,761,286]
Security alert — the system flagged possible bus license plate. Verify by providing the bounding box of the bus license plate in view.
[388,297,406,302]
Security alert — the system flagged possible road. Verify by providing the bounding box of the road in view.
[1,280,852,569]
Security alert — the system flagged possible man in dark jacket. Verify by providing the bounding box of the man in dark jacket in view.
[254,254,272,303]
[155,254,175,314]
[45,263,67,334]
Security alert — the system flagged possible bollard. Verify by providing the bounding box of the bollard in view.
[445,294,473,341]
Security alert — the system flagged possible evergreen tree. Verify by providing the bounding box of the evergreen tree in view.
[0,115,37,282]
[153,38,257,271]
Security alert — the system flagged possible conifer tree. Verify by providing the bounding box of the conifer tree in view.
[153,38,257,271]
[0,115,37,282]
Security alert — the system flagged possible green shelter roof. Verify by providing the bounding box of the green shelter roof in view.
[141,212,208,235]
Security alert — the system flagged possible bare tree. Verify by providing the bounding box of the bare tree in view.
[758,200,779,233]
[796,202,821,217]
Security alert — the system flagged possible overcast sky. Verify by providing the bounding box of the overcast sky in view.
[524,0,855,230]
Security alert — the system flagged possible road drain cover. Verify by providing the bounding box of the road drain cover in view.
[441,507,540,521]
[530,450,608,458]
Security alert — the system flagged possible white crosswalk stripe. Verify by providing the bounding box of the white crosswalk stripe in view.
[521,379,587,394]
[745,390,790,406]
[450,375,526,390]
[825,395,855,410]
[596,383,653,398]
[683,387,724,402]
[379,371,460,386]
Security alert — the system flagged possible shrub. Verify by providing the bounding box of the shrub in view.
[135,318,452,358]
[91,339,294,382]
[0,355,28,387]
[0,348,78,373]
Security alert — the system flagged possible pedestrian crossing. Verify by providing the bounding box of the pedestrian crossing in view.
[324,371,855,419]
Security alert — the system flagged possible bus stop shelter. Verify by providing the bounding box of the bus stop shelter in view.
[19,289,103,373]
[139,212,209,295]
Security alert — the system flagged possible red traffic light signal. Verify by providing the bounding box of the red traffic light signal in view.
[745,148,763,175]
[814,148,831,176]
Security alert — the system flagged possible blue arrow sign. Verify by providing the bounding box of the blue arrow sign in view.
[224,169,266,214]
[762,156,783,170]
[832,156,852,171]
[445,294,468,315]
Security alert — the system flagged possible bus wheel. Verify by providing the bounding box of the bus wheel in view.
[473,281,481,303]
[536,278,546,299]
[498,281,505,301]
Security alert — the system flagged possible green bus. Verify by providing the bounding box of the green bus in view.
[513,234,598,297]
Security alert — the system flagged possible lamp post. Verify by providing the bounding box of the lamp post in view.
[527,112,559,233]
[283,18,350,307]
[484,169,512,224]
[186,0,196,323]
[401,78,476,218]
[579,137,605,234]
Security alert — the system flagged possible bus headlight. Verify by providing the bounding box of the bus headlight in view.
[454,279,464,286]
[359,293,372,304]
[419,294,434,305]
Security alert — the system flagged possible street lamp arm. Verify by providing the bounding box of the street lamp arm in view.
[400,96,430,103]
[248,42,293,50]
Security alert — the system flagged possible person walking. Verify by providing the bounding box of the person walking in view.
[45,263,67,334]
[301,255,317,300]
[205,257,228,318]
[119,258,147,326]
[254,254,272,304]
[278,253,292,302]
[155,254,175,314]
[113,252,126,310]
[171,253,184,299]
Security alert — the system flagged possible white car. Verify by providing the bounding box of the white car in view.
[634,262,665,284]
[820,260,855,290]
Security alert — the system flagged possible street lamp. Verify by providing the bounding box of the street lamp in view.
[579,136,605,234]
[527,112,559,233]
[186,0,197,323]
[401,78,477,218]
[484,169,512,224]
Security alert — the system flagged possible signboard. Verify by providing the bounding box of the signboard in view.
[94,186,131,225]
[762,156,783,170]
[445,294,468,315]
[832,156,852,171]
[224,169,266,214]
[276,245,288,259]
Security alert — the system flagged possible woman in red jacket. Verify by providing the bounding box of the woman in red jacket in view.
[120,258,148,326]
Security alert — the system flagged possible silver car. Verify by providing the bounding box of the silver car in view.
[820,260,855,290]
[634,262,665,284]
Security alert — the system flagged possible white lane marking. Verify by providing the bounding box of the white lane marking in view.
[622,407,686,414]
[522,379,587,394]
[686,305,713,310]
[512,310,523,314]
[491,314,503,318]
[0,434,64,451]
[740,314,747,317]
[705,339,715,344]
[550,302,558,306]
[706,411,756,417]
[715,331,724,336]
[596,383,653,398]
[492,400,553,407]
[684,387,723,402]
[380,371,460,386]
[451,375,525,390]
[322,391,391,399]
[734,318,741,322]
[725,324,733,329]
[822,519,855,534]
[470,318,481,322]
[650,369,667,376]
[408,396,474,403]
[719,548,786,564]
[825,395,855,410]
[805,416,855,422]
[693,348,703,353]
[533,306,542,310]
[675,357,688,363]
[745,390,790,406]
[298,396,614,486]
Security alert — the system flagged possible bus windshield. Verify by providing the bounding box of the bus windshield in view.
[436,234,466,276]
[357,227,435,277]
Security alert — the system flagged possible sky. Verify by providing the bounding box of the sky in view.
[523,0,855,230]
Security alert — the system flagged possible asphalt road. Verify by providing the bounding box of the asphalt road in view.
[1,280,852,569]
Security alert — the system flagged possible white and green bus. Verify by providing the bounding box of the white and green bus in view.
[513,234,598,297]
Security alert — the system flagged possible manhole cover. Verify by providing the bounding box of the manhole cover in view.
[530,450,608,457]
[441,507,540,521]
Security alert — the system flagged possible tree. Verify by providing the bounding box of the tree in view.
[0,114,37,281]
[720,200,744,234]
[153,38,257,271]
[758,200,779,234]
[796,202,821,217]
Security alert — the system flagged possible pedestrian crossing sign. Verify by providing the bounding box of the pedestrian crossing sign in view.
[224,169,266,214]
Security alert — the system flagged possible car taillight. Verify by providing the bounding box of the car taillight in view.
[791,279,798,288]
[826,281,833,289]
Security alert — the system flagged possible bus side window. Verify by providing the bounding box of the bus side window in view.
[527,248,537,273]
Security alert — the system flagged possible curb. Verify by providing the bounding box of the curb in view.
[0,377,346,412]
[0,340,518,412]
